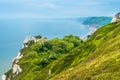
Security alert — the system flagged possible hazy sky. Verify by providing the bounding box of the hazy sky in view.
[0,0,120,18]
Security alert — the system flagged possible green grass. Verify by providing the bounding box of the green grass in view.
[49,21,120,80]
[5,21,120,80]
[5,35,82,80]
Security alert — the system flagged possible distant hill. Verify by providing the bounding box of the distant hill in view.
[82,17,112,27]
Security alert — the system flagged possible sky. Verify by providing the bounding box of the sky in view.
[0,0,120,18]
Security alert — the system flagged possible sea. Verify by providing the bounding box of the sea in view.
[0,18,100,79]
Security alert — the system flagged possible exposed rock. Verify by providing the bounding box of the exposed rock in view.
[12,64,22,75]
[12,52,23,64]
[89,27,97,35]
[12,52,23,74]
[32,36,41,42]
[2,52,23,80]
[32,35,42,42]
[3,35,47,80]
[24,36,30,44]
[82,27,97,41]
[22,44,28,48]
[2,74,6,80]
[111,12,120,23]
[22,36,31,48]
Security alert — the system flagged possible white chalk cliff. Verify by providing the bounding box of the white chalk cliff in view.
[111,12,120,23]
[3,52,23,80]
[2,48,23,80]
[23,36,30,44]
[12,64,22,74]
[12,52,23,75]
[2,74,6,80]
[82,27,97,41]
[2,36,43,80]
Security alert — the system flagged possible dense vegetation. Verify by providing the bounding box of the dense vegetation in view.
[5,21,120,80]
[5,35,83,80]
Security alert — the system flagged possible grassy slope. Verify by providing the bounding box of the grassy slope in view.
[50,21,120,80]
[5,35,82,80]
[6,21,120,80]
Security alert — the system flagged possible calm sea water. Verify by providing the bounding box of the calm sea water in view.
[0,18,91,79]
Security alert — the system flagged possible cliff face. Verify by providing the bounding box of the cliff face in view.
[12,52,23,74]
[2,52,23,80]
[111,12,120,23]
[2,41,25,80]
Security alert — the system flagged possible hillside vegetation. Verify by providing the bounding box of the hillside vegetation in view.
[5,21,120,80]
[50,21,120,80]
[5,35,83,80]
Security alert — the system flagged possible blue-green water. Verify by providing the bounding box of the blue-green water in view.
[0,18,92,79]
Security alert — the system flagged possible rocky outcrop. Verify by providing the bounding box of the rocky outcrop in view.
[2,74,6,80]
[32,35,42,42]
[12,52,23,75]
[111,12,120,23]
[82,27,97,41]
[32,37,41,42]
[2,49,23,80]
[3,52,23,80]
[2,35,46,80]
[12,52,23,63]
[23,36,30,44]
[22,36,30,48]
[12,64,22,75]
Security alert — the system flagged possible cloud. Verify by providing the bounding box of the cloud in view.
[79,0,105,6]
[26,2,57,9]
[0,0,119,18]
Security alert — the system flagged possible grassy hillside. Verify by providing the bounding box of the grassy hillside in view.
[5,35,83,80]
[5,21,120,80]
[50,21,120,80]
